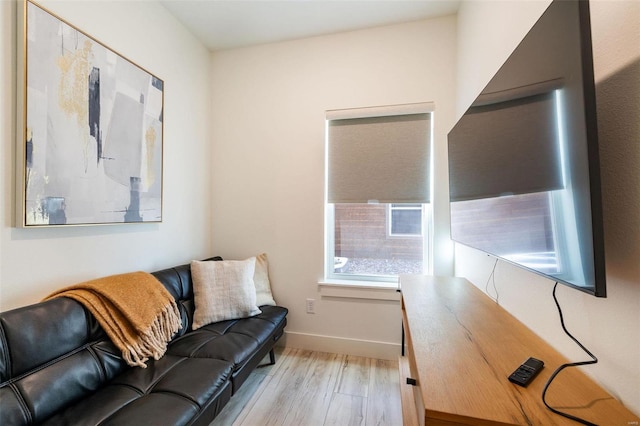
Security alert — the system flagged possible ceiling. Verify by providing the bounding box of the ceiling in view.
[159,0,461,51]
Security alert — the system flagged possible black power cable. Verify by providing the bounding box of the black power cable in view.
[542,282,599,426]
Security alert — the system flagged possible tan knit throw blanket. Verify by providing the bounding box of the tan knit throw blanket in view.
[45,272,182,368]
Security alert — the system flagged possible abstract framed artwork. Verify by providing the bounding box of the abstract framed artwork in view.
[16,0,163,227]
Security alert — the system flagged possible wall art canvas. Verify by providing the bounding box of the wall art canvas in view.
[17,0,163,227]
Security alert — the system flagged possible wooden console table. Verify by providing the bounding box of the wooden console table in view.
[398,275,638,425]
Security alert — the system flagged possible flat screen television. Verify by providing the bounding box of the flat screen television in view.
[447,0,606,297]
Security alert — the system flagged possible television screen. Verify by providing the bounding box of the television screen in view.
[447,0,606,297]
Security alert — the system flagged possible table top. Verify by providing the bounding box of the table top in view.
[400,275,638,425]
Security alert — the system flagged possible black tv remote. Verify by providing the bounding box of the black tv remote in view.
[508,357,544,387]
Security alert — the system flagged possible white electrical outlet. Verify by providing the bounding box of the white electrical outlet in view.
[306,298,316,314]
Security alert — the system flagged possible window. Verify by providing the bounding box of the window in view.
[325,103,433,282]
[389,204,422,237]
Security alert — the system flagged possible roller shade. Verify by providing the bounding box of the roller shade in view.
[327,106,431,204]
[448,91,563,202]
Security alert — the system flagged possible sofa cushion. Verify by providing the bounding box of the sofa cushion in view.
[191,259,261,329]
[151,257,223,337]
[254,253,277,306]
[40,355,234,426]
[166,305,287,394]
[167,306,287,370]
[168,328,259,369]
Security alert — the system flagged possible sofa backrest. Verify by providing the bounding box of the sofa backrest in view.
[0,297,127,425]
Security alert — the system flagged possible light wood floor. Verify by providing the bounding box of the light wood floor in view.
[211,347,403,426]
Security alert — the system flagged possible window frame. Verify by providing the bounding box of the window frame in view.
[388,203,424,238]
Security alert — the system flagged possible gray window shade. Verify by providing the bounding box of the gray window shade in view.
[327,113,431,204]
[448,91,563,202]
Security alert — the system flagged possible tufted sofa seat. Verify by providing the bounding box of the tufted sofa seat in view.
[0,259,288,426]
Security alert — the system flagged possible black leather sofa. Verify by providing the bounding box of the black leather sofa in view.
[0,259,288,425]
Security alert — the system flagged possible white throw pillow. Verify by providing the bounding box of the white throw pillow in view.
[191,258,262,330]
[254,253,276,306]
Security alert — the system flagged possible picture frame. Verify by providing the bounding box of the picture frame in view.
[16,0,164,227]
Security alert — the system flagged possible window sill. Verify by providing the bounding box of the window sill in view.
[318,279,401,301]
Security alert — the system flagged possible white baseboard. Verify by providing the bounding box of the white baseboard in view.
[280,331,401,361]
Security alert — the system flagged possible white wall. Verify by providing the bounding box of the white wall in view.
[456,0,640,414]
[209,17,457,359]
[0,0,213,311]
